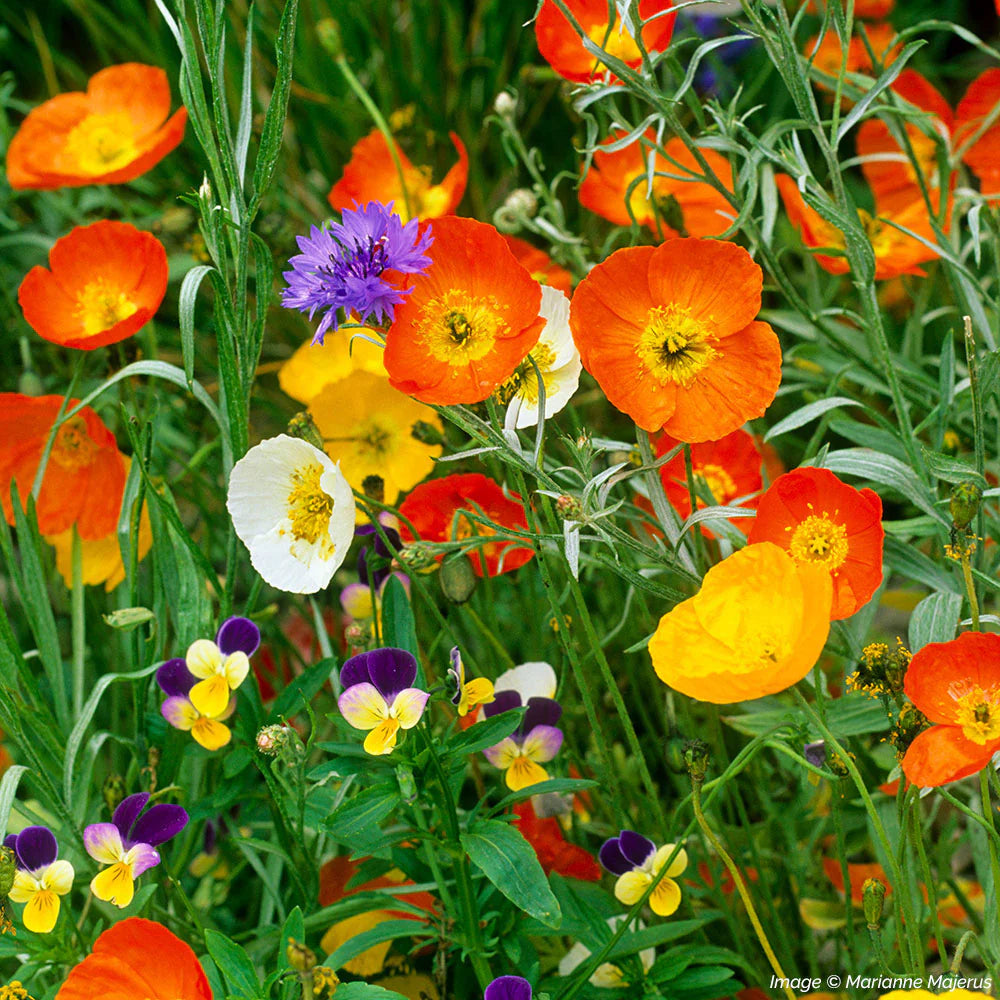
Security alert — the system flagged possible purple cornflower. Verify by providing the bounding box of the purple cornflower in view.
[485,977,533,1000]
[281,200,434,345]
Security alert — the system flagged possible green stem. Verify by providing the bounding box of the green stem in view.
[71,526,86,719]
[979,769,1000,923]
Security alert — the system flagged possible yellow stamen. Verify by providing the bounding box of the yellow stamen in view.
[950,682,1000,745]
[636,305,717,387]
[51,415,100,471]
[496,342,557,405]
[285,462,335,556]
[75,279,137,336]
[417,290,510,367]
[697,463,738,503]
[586,21,642,63]
[63,112,138,174]
[789,513,849,571]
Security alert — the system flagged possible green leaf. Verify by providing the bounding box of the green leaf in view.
[0,766,29,833]
[822,448,944,522]
[271,656,337,721]
[606,918,718,960]
[723,694,890,738]
[178,265,215,387]
[488,778,601,816]
[323,784,401,850]
[908,591,963,651]
[462,818,562,927]
[205,928,261,998]
[381,575,419,663]
[920,448,988,488]
[763,396,864,442]
[278,906,305,969]
[327,983,411,1000]
[323,919,432,974]
[441,708,523,758]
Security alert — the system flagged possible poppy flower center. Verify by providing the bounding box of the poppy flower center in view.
[285,462,335,551]
[418,291,510,365]
[495,342,558,405]
[51,416,100,470]
[951,683,1000,744]
[696,463,738,503]
[64,112,139,174]
[637,305,717,387]
[789,513,849,570]
[75,278,138,336]
[586,21,642,63]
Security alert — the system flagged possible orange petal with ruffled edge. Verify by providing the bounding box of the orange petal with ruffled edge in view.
[901,723,1000,788]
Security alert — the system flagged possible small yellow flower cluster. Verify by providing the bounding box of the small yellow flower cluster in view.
[0,982,35,1000]
[847,639,911,697]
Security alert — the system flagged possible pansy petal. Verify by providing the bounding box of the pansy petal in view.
[484,976,534,1000]
[216,615,260,657]
[9,871,40,902]
[339,682,389,731]
[363,717,400,755]
[162,695,199,732]
[14,826,57,871]
[91,863,136,907]
[367,646,418,700]
[129,804,188,848]
[190,675,231,718]
[506,757,549,791]
[460,677,495,715]
[522,697,562,734]
[192,717,232,751]
[340,650,374,690]
[83,823,125,864]
[186,638,223,679]
[654,844,688,879]
[522,724,563,763]
[483,689,522,719]
[124,841,162,876]
[341,583,375,620]
[390,687,430,729]
[112,792,150,839]
[157,657,196,697]
[23,890,61,933]
[615,870,652,906]
[599,839,634,876]
[3,833,18,853]
[41,859,75,895]
[650,877,682,916]
[482,737,520,769]
[222,651,250,690]
[618,830,656,869]
[495,661,557,700]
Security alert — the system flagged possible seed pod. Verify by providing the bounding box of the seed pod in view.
[439,554,477,604]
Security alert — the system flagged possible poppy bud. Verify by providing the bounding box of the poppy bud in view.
[684,738,711,782]
[316,18,343,59]
[397,542,439,573]
[950,480,982,530]
[862,877,886,928]
[287,411,326,452]
[0,846,16,898]
[440,553,477,603]
[287,938,317,972]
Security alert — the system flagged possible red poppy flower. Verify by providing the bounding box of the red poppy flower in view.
[19,221,168,350]
[384,216,544,405]
[535,0,675,83]
[569,237,781,441]
[955,69,1000,203]
[56,918,210,1000]
[0,394,125,539]
[513,800,601,881]
[856,70,953,213]
[328,129,468,223]
[902,632,1000,787]
[7,64,186,190]
[747,467,884,621]
[399,473,534,577]
[580,134,734,238]
[501,235,573,296]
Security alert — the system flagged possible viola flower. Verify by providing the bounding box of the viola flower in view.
[775,174,943,280]
[180,616,260,718]
[496,286,582,429]
[901,632,1000,787]
[955,69,1000,202]
[54,917,211,1000]
[535,0,676,83]
[748,467,884,620]
[513,800,601,881]
[281,201,434,345]
[580,134,734,238]
[0,394,125,540]
[650,542,832,703]
[328,129,468,223]
[501,235,574,296]
[157,658,235,751]
[7,63,186,189]
[308,370,443,507]
[559,916,655,985]
[84,793,188,907]
[278,322,388,405]
[18,221,168,351]
[227,435,356,594]
[399,473,534,577]
[485,977,534,1000]
[569,237,781,441]
[600,831,688,916]
[856,70,953,212]
[338,647,430,755]
[448,647,495,717]
[482,691,563,791]
[4,826,74,933]
[384,216,545,405]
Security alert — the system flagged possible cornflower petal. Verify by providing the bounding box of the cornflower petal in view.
[129,804,188,848]
[84,823,126,864]
[390,688,430,729]
[190,675,231,718]
[216,615,261,657]
[339,682,390,730]
[186,639,223,680]
[521,725,563,763]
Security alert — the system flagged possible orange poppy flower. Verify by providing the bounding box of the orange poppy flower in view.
[580,134,734,238]
[56,917,211,1000]
[19,221,168,350]
[822,858,892,905]
[645,429,768,537]
[857,70,953,212]
[775,174,942,280]
[7,64,187,190]
[513,800,601,881]
[806,24,900,88]
[747,467,884,621]
[569,237,781,441]
[399,473,534,577]
[0,394,125,540]
[955,69,1000,203]
[501,235,573,296]
[328,129,468,223]
[902,632,1000,787]
[384,216,544,405]
[535,0,675,83]
[807,0,893,16]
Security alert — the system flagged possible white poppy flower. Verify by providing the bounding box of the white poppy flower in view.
[227,435,356,594]
[503,286,582,429]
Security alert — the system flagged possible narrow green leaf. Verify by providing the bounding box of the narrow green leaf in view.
[178,265,215,388]
[920,449,987,488]
[764,396,864,442]
[442,708,523,758]
[323,920,431,975]
[0,766,29,833]
[908,591,963,651]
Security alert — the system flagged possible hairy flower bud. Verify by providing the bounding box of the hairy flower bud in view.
[287,411,326,452]
[440,553,477,603]
[862,877,887,928]
[493,91,517,120]
[950,480,982,530]
[287,938,317,972]
[555,494,583,521]
[256,724,290,756]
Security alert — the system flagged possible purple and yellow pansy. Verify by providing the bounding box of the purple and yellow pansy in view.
[5,826,74,933]
[184,616,260,718]
[158,658,235,751]
[448,647,495,717]
[599,831,688,917]
[482,691,563,791]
